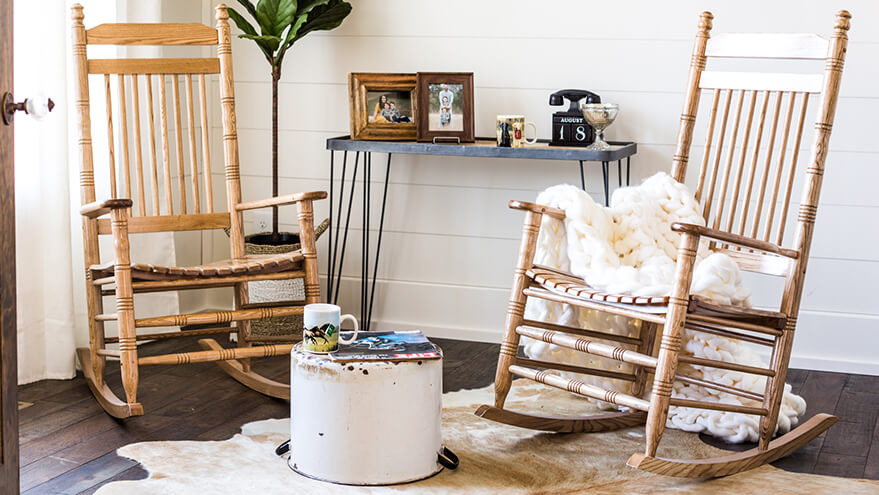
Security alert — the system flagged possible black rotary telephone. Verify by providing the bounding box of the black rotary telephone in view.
[549,89,601,146]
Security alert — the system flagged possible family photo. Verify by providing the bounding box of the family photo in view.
[428,83,464,131]
[366,91,413,124]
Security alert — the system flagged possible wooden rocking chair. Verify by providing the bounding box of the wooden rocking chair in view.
[476,11,850,478]
[71,4,324,418]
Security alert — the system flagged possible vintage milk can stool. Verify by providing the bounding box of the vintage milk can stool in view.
[285,343,457,485]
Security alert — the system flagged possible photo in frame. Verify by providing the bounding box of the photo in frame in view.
[416,72,474,143]
[349,73,417,140]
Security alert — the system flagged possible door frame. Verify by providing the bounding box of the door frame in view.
[0,0,18,491]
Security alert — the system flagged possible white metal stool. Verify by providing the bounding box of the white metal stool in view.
[287,344,456,485]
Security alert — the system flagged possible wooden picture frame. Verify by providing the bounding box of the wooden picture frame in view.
[349,73,417,141]
[416,72,474,143]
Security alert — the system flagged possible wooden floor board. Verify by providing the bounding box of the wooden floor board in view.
[863,416,879,480]
[813,452,869,478]
[799,371,847,421]
[22,452,137,495]
[17,336,877,492]
[76,465,148,495]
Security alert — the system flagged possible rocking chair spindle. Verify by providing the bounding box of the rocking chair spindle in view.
[476,10,851,478]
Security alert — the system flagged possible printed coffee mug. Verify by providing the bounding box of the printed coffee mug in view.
[302,303,359,353]
[496,115,537,148]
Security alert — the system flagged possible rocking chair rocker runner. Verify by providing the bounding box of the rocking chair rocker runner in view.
[477,11,850,478]
[72,4,325,418]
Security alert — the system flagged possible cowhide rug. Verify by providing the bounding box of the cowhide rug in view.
[97,381,879,494]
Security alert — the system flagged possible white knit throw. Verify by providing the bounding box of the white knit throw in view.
[523,172,805,443]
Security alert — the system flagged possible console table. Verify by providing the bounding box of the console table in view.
[324,136,638,328]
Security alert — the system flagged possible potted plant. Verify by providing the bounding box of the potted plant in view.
[228,0,351,337]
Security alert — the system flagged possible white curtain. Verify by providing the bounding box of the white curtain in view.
[15,0,180,384]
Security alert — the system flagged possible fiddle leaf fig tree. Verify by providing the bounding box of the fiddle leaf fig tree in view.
[228,0,352,242]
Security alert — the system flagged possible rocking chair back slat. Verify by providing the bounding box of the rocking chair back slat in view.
[117,75,131,199]
[185,74,201,214]
[130,75,146,216]
[693,88,720,203]
[699,71,824,93]
[103,74,117,197]
[144,75,160,216]
[705,33,829,60]
[86,23,219,46]
[158,76,173,214]
[88,58,220,74]
[171,75,187,214]
[199,74,214,213]
[95,213,230,235]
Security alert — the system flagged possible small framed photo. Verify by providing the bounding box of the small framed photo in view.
[349,73,417,141]
[416,72,474,143]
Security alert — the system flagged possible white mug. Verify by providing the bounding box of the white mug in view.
[302,303,359,353]
[496,115,538,148]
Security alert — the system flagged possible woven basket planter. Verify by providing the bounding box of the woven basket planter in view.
[243,218,329,341]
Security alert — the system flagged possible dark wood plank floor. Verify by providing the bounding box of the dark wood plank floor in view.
[17,336,879,494]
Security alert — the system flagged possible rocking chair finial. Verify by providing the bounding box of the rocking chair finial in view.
[698,11,714,32]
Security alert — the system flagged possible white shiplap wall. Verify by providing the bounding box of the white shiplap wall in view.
[186,0,879,374]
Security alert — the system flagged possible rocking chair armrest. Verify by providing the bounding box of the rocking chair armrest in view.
[508,200,566,220]
[671,223,799,259]
[80,199,134,219]
[235,191,328,212]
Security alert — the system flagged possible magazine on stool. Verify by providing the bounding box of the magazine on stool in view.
[328,330,442,362]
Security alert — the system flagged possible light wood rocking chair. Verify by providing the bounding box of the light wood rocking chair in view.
[476,11,850,478]
[71,4,325,418]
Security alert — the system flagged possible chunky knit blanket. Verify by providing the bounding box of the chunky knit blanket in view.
[523,172,805,443]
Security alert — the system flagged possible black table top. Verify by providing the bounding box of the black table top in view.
[326,136,637,162]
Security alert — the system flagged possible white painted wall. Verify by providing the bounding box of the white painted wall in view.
[185,0,878,374]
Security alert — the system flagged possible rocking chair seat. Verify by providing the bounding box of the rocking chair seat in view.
[89,251,305,281]
[527,265,786,330]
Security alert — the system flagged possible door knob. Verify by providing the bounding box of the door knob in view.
[2,92,55,125]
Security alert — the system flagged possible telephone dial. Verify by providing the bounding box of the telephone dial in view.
[549,89,601,146]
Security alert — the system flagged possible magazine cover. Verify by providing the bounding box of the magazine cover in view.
[328,331,442,362]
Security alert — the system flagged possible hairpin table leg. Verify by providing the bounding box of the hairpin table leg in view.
[602,161,609,206]
[327,151,334,301]
[627,156,631,186]
[579,160,586,191]
[367,153,392,330]
[330,151,349,303]
[618,160,623,188]
[361,153,371,328]
[333,151,359,305]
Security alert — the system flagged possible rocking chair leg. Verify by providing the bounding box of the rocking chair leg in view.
[85,281,107,387]
[495,211,542,408]
[111,208,140,405]
[758,317,796,449]
[234,283,252,373]
[630,322,658,398]
[645,233,699,456]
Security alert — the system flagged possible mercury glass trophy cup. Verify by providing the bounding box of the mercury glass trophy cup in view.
[579,102,619,151]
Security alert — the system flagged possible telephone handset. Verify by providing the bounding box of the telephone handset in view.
[549,89,601,146]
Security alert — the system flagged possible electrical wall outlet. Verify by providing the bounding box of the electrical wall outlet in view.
[253,210,271,234]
